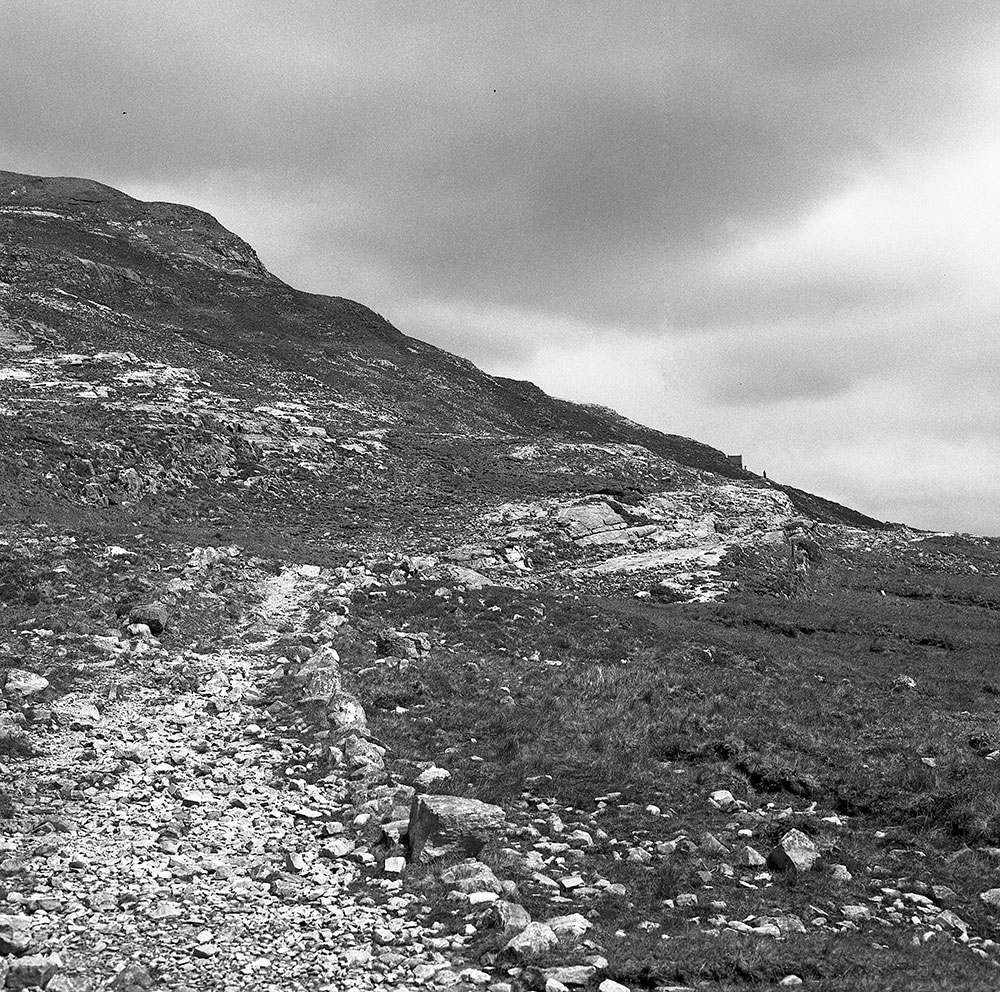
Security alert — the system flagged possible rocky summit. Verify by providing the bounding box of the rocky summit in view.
[1,171,1000,992]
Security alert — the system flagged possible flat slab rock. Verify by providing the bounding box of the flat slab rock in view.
[408,794,505,862]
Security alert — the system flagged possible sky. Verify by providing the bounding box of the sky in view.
[1,1,998,534]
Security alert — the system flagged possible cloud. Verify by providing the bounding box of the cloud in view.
[1,1,998,532]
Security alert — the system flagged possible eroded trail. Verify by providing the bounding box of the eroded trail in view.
[1,561,450,992]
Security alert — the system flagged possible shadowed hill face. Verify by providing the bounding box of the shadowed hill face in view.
[0,169,883,553]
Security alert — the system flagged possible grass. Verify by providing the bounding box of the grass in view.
[325,535,1000,986]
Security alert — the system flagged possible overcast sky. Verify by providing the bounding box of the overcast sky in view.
[2,1,998,533]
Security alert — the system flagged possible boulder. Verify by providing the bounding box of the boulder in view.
[407,794,504,862]
[5,953,63,991]
[767,829,820,872]
[413,765,452,791]
[544,966,596,987]
[128,603,167,635]
[0,913,32,955]
[4,669,49,696]
[408,794,505,862]
[343,736,385,776]
[109,963,154,989]
[327,691,367,732]
[544,913,592,944]
[489,899,531,937]
[440,860,503,895]
[500,922,558,962]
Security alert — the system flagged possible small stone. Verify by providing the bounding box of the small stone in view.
[193,943,219,958]
[841,905,871,921]
[413,765,452,790]
[545,913,592,944]
[700,832,729,855]
[178,789,212,806]
[980,888,1000,908]
[5,669,49,696]
[285,852,307,873]
[709,789,739,811]
[544,965,596,986]
[47,977,94,992]
[319,839,355,859]
[501,922,558,961]
[598,980,631,992]
[459,968,491,985]
[490,900,532,936]
[109,963,153,989]
[468,891,498,905]
[779,978,803,988]
[384,856,406,875]
[0,913,32,955]
[148,901,183,920]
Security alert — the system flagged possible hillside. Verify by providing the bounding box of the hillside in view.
[2,171,1000,992]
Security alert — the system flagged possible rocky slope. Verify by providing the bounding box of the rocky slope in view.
[2,171,999,992]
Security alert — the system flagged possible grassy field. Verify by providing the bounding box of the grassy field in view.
[326,532,1000,989]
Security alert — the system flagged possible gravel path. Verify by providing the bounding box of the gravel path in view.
[2,564,463,992]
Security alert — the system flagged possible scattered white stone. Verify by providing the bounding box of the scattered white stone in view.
[599,980,631,992]
[384,856,406,875]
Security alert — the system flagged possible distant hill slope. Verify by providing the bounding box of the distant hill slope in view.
[0,168,885,551]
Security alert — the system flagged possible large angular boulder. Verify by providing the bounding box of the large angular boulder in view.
[5,953,63,991]
[408,794,505,862]
[767,829,820,872]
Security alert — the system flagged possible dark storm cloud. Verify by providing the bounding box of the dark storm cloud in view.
[2,1,998,532]
[3,1,996,327]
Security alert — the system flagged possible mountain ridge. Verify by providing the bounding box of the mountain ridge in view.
[0,168,885,542]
